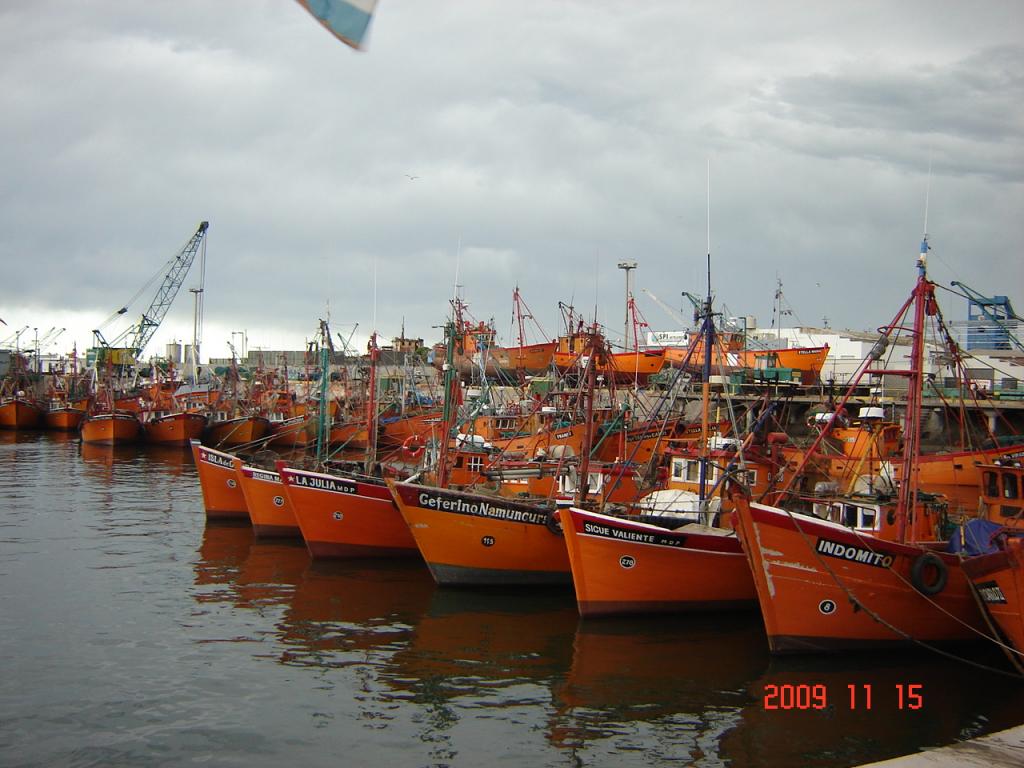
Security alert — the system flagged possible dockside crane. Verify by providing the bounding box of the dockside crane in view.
[92,221,209,366]
[950,280,1023,353]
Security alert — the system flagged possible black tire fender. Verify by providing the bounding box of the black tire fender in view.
[910,551,948,596]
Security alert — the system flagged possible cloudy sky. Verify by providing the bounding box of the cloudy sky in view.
[1,0,1021,361]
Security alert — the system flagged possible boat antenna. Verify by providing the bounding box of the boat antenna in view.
[453,234,462,306]
[706,157,712,287]
[919,157,932,277]
[372,258,378,333]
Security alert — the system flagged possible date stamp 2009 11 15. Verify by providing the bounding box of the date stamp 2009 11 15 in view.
[763,683,924,711]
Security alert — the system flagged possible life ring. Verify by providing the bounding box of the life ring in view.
[545,507,564,537]
[402,435,425,460]
[910,551,947,596]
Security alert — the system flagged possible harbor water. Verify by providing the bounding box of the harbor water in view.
[2,431,1023,767]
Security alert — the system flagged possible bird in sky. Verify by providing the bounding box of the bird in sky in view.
[404,174,420,181]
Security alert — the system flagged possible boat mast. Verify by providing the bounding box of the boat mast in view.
[698,255,715,507]
[365,330,380,474]
[436,317,459,488]
[315,320,331,465]
[895,236,932,541]
[698,165,714,508]
[575,325,600,505]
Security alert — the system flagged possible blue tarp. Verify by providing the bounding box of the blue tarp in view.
[948,518,1004,556]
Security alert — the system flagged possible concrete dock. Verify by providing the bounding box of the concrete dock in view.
[857,724,1024,767]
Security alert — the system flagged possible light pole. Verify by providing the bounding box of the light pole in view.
[617,261,638,351]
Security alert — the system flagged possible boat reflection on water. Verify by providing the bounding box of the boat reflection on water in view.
[381,588,579,762]
[277,560,435,669]
[79,440,194,478]
[384,589,578,696]
[719,650,1024,768]
[194,523,309,611]
[186,521,1024,768]
[550,612,767,758]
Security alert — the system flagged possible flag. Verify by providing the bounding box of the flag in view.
[294,0,379,50]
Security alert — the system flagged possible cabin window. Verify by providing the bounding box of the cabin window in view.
[1004,473,1019,500]
[671,459,685,480]
[984,471,999,498]
[588,472,604,492]
[685,461,700,483]
[468,456,484,473]
[858,507,879,530]
[843,505,858,527]
[736,469,757,487]
[453,457,464,468]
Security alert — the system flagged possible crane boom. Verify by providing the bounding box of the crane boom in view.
[641,288,688,327]
[106,221,209,360]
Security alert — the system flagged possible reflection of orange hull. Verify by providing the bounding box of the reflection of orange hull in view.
[387,590,576,700]
[0,398,45,429]
[733,497,983,652]
[894,445,1024,487]
[280,561,435,665]
[44,407,86,431]
[391,482,570,585]
[80,411,141,445]
[204,415,271,447]
[282,468,419,558]
[963,539,1024,657]
[143,412,208,446]
[234,459,300,538]
[556,613,765,727]
[190,440,248,520]
[561,507,755,617]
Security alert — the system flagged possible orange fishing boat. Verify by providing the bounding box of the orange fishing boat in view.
[389,481,570,585]
[378,409,444,448]
[0,396,45,429]
[962,462,1024,668]
[963,535,1024,671]
[558,303,780,618]
[204,413,272,448]
[142,410,208,446]
[561,506,755,617]
[894,444,1024,487]
[189,440,248,520]
[328,419,369,450]
[233,458,300,538]
[488,341,558,378]
[80,410,141,445]
[43,402,87,431]
[281,467,419,558]
[553,332,667,384]
[731,243,987,653]
[791,407,1023,489]
[738,345,831,378]
[268,415,317,448]
[732,493,985,652]
[662,333,830,381]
